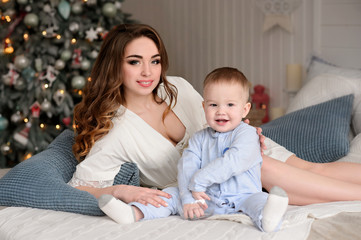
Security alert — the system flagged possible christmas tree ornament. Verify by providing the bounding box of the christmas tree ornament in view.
[14,77,26,90]
[42,25,58,38]
[13,123,31,146]
[40,99,51,112]
[71,75,86,89]
[71,2,83,14]
[85,27,98,42]
[53,89,66,106]
[96,26,104,34]
[58,0,71,20]
[54,59,66,70]
[71,48,82,69]
[30,101,41,118]
[0,143,12,156]
[0,115,9,131]
[2,64,19,86]
[24,5,32,12]
[2,74,15,86]
[69,22,80,33]
[39,65,59,86]
[96,26,107,39]
[85,0,97,5]
[24,13,39,27]
[14,55,30,70]
[43,4,53,14]
[102,2,117,18]
[60,49,72,61]
[16,0,28,5]
[80,58,91,71]
[89,49,98,59]
[35,58,42,72]
[115,1,122,9]
[21,66,36,83]
[11,111,23,123]
[62,116,71,126]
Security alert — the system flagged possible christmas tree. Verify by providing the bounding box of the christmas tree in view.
[0,0,136,168]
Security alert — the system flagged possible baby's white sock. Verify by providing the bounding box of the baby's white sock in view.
[261,186,289,232]
[98,194,135,224]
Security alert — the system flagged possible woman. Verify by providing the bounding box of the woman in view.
[69,23,361,208]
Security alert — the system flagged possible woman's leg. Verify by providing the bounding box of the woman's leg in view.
[286,156,361,185]
[261,155,361,205]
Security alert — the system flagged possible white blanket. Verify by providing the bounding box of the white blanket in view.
[1,201,361,240]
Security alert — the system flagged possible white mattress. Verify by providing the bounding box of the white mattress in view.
[1,201,361,240]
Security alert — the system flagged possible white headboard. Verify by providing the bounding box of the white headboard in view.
[313,0,361,69]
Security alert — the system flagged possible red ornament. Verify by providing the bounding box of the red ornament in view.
[71,48,82,68]
[30,102,41,118]
[251,85,270,123]
[62,117,71,126]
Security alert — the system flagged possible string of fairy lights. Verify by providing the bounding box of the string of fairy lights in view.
[0,0,135,165]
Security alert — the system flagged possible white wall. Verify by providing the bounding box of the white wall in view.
[313,0,361,69]
[122,0,361,109]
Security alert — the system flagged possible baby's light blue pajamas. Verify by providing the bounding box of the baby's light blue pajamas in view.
[131,122,271,231]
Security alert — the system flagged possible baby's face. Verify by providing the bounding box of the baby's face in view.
[203,82,250,133]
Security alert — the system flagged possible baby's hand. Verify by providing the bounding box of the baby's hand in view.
[191,191,210,210]
[183,203,204,220]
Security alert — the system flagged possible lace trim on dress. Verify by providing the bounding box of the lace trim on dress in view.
[67,175,114,188]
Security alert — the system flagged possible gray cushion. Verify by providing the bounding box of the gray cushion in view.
[262,95,353,163]
[0,129,139,216]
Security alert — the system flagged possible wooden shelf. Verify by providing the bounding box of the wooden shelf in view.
[245,109,266,127]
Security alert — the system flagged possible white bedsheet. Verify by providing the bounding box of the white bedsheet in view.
[1,201,361,240]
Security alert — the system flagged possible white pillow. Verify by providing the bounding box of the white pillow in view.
[287,74,361,135]
[307,56,361,82]
[338,134,361,163]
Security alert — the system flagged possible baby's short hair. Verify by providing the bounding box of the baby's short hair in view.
[203,67,250,100]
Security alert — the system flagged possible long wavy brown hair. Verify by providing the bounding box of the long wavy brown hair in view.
[72,24,177,162]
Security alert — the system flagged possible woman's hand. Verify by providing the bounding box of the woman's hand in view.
[76,184,171,208]
[255,126,266,154]
[244,119,267,154]
[112,185,171,207]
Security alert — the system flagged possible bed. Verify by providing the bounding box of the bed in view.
[0,55,361,240]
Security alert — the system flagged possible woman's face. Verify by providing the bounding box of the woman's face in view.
[122,36,162,98]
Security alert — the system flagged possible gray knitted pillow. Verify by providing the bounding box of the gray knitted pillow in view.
[262,95,353,163]
[0,129,139,216]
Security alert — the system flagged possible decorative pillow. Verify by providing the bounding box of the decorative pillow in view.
[307,55,361,82]
[287,74,361,135]
[0,129,139,216]
[262,95,354,163]
[338,133,361,164]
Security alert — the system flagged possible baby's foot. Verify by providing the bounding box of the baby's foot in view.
[261,186,289,232]
[98,194,135,224]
